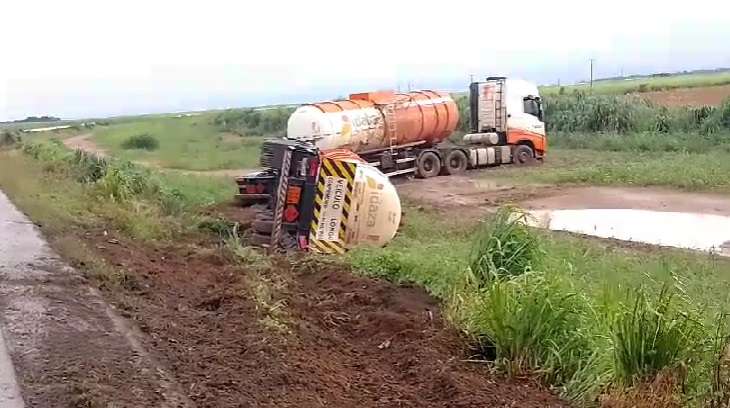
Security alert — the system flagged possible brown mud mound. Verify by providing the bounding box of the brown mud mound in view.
[81,229,565,407]
[640,84,730,107]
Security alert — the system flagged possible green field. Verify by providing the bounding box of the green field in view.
[541,70,730,95]
[92,114,265,171]
[484,148,730,192]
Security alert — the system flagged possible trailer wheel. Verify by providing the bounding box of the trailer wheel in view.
[512,145,535,166]
[416,151,441,178]
[442,150,468,175]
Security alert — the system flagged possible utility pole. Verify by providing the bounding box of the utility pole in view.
[589,58,595,90]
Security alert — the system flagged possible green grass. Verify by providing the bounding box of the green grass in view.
[548,130,730,154]
[349,205,730,403]
[541,71,730,96]
[483,148,730,192]
[92,115,264,171]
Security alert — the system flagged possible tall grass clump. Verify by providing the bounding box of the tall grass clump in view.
[469,272,594,380]
[121,133,159,150]
[611,283,702,386]
[468,208,541,285]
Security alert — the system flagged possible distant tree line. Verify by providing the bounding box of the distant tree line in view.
[212,107,295,137]
[5,116,61,124]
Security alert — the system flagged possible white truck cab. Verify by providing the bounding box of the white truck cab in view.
[464,77,547,164]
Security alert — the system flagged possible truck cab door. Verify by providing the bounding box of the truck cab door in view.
[506,95,546,153]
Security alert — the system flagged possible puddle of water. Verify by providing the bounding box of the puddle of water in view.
[527,209,730,256]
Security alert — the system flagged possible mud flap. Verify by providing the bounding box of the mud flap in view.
[309,158,357,254]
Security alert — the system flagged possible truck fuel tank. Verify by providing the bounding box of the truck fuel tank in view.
[308,152,401,254]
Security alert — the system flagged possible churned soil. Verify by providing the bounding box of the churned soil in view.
[639,84,730,107]
[74,205,566,407]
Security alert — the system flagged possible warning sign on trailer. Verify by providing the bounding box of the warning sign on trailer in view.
[316,176,347,242]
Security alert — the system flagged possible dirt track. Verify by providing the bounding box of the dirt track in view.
[397,173,730,216]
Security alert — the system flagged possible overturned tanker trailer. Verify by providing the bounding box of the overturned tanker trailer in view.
[241,139,402,253]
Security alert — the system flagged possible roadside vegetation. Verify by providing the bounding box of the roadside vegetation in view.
[212,106,293,137]
[2,139,233,242]
[350,206,730,405]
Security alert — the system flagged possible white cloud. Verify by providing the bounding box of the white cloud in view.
[1,0,729,120]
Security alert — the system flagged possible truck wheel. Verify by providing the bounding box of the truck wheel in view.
[512,145,535,166]
[251,232,272,246]
[416,151,441,178]
[442,150,468,175]
[252,210,274,234]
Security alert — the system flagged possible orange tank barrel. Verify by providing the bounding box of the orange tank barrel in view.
[286,90,459,153]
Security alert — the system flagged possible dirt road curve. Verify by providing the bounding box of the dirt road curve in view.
[0,189,192,407]
[62,133,108,157]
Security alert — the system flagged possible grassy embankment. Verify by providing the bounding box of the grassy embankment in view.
[540,70,730,96]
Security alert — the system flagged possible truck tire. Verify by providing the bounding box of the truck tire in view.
[416,151,441,178]
[512,145,535,166]
[442,149,468,175]
[252,210,274,234]
[251,232,272,246]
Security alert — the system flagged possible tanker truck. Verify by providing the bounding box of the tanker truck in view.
[283,77,546,177]
[237,77,546,252]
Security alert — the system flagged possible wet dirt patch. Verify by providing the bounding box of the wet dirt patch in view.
[395,174,558,218]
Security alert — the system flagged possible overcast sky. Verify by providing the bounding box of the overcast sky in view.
[1,0,729,121]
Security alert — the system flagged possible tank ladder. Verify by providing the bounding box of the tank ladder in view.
[384,102,398,153]
[492,80,506,132]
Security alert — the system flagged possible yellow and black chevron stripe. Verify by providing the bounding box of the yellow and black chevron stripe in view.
[309,158,357,254]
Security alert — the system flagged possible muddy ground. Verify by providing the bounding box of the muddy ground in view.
[640,84,730,107]
[396,173,730,217]
[72,224,565,407]
[0,182,567,406]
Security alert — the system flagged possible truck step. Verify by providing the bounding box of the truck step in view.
[384,167,416,177]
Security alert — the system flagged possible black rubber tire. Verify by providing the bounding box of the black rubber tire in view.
[512,145,536,166]
[252,210,274,234]
[415,151,441,178]
[442,149,468,175]
[252,219,273,234]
